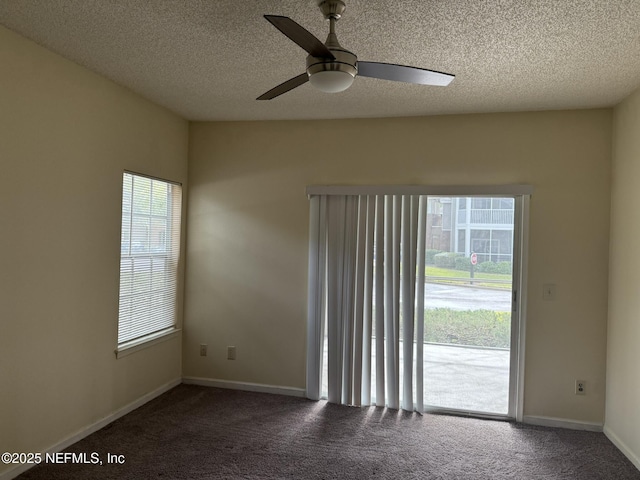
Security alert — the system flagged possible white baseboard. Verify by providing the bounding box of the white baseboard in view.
[523,415,603,432]
[604,425,640,471]
[0,377,181,480]
[182,376,306,398]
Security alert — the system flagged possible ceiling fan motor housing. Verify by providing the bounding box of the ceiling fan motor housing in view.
[306,46,357,78]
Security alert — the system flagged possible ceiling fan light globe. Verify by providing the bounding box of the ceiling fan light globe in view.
[309,70,355,93]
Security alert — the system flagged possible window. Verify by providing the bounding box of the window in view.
[492,198,514,210]
[442,202,452,231]
[457,228,466,253]
[117,172,182,352]
[471,198,491,209]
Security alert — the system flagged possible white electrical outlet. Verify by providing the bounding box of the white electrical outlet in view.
[575,380,586,395]
[227,346,236,360]
[200,344,207,356]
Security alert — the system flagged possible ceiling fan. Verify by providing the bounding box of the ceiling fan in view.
[257,0,455,100]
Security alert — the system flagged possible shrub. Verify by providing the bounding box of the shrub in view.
[476,261,512,275]
[426,249,443,265]
[433,252,462,269]
[454,256,472,271]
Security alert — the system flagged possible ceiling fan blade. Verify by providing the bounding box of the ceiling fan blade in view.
[264,15,335,59]
[357,61,455,86]
[257,73,309,100]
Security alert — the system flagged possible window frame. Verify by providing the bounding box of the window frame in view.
[115,171,183,358]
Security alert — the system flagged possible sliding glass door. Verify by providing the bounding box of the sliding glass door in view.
[307,188,528,419]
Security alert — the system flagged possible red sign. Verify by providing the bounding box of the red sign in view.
[470,253,478,265]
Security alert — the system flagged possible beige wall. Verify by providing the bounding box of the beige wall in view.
[185,109,612,423]
[0,26,188,475]
[606,87,640,466]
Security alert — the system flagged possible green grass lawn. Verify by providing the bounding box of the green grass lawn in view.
[425,308,511,348]
[426,266,512,289]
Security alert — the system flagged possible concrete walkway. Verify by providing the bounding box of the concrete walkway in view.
[423,343,509,414]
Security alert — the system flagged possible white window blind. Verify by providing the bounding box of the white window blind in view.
[117,172,182,345]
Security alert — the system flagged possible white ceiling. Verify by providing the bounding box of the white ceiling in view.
[2,0,640,121]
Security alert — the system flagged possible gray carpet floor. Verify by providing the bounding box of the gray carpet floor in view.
[17,385,640,479]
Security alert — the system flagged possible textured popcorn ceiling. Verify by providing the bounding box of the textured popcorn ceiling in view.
[1,0,640,121]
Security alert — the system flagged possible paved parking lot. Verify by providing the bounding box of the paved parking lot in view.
[425,282,512,311]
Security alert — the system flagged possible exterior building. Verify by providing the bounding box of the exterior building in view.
[427,197,515,263]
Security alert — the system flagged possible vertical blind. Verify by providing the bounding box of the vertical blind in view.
[117,172,182,345]
[307,194,426,412]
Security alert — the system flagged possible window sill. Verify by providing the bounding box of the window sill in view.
[115,328,182,359]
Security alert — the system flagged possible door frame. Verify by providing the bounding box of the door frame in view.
[305,184,532,420]
[510,194,530,421]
